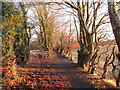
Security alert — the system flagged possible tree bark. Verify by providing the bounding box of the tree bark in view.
[108,0,120,86]
[108,1,120,52]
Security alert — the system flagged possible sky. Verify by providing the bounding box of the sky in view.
[26,0,119,41]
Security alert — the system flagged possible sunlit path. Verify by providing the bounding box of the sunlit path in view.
[12,50,115,89]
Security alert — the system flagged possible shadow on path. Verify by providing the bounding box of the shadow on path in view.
[6,50,116,89]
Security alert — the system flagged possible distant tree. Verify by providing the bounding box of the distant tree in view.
[32,3,58,57]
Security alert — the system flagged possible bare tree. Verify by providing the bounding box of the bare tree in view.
[65,0,108,73]
[32,3,58,57]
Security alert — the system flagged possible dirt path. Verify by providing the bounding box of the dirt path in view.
[16,50,116,89]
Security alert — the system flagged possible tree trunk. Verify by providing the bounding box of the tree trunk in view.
[77,50,90,68]
[108,1,120,86]
[116,71,120,86]
[108,1,120,52]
